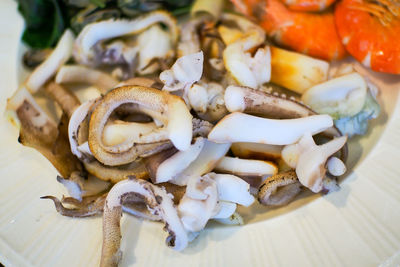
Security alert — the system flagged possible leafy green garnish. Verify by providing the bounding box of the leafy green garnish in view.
[17,0,67,48]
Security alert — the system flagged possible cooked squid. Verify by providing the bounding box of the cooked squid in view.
[9,4,383,266]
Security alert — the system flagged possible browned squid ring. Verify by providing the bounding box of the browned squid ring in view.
[258,171,302,206]
[88,85,192,166]
[83,160,149,183]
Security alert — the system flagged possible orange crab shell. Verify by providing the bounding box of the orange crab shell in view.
[334,0,400,74]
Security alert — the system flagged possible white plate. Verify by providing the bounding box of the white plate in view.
[1,1,400,266]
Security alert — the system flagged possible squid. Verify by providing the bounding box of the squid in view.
[100,178,188,267]
[73,10,178,75]
[281,132,347,192]
[221,13,271,89]
[87,85,192,166]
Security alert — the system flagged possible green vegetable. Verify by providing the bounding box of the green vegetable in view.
[17,0,67,48]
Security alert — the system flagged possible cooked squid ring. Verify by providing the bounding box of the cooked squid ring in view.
[88,85,192,166]
[69,99,98,160]
[83,160,149,183]
[258,171,302,206]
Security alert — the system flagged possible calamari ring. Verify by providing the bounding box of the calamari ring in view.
[88,85,192,166]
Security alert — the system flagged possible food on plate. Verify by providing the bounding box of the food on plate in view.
[231,0,400,74]
[7,0,384,265]
[269,46,329,94]
[335,0,400,74]
[282,0,337,11]
[73,10,178,76]
[302,66,380,136]
[231,0,347,61]
[257,170,301,206]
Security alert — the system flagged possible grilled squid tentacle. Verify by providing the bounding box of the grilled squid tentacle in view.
[41,194,106,218]
[101,178,188,267]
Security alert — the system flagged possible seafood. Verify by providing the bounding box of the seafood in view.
[225,85,317,118]
[221,13,271,88]
[160,51,204,94]
[73,10,178,75]
[302,72,368,119]
[177,16,209,58]
[214,156,278,177]
[101,178,189,266]
[334,0,400,74]
[170,140,231,186]
[282,0,337,11]
[145,137,206,184]
[208,112,334,145]
[25,30,75,93]
[302,69,380,137]
[231,142,283,161]
[178,174,219,232]
[188,81,228,122]
[231,0,346,61]
[258,170,302,206]
[44,82,81,118]
[55,65,118,94]
[269,46,329,94]
[7,87,82,178]
[10,2,385,265]
[281,132,347,192]
[327,156,347,176]
[87,85,192,166]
